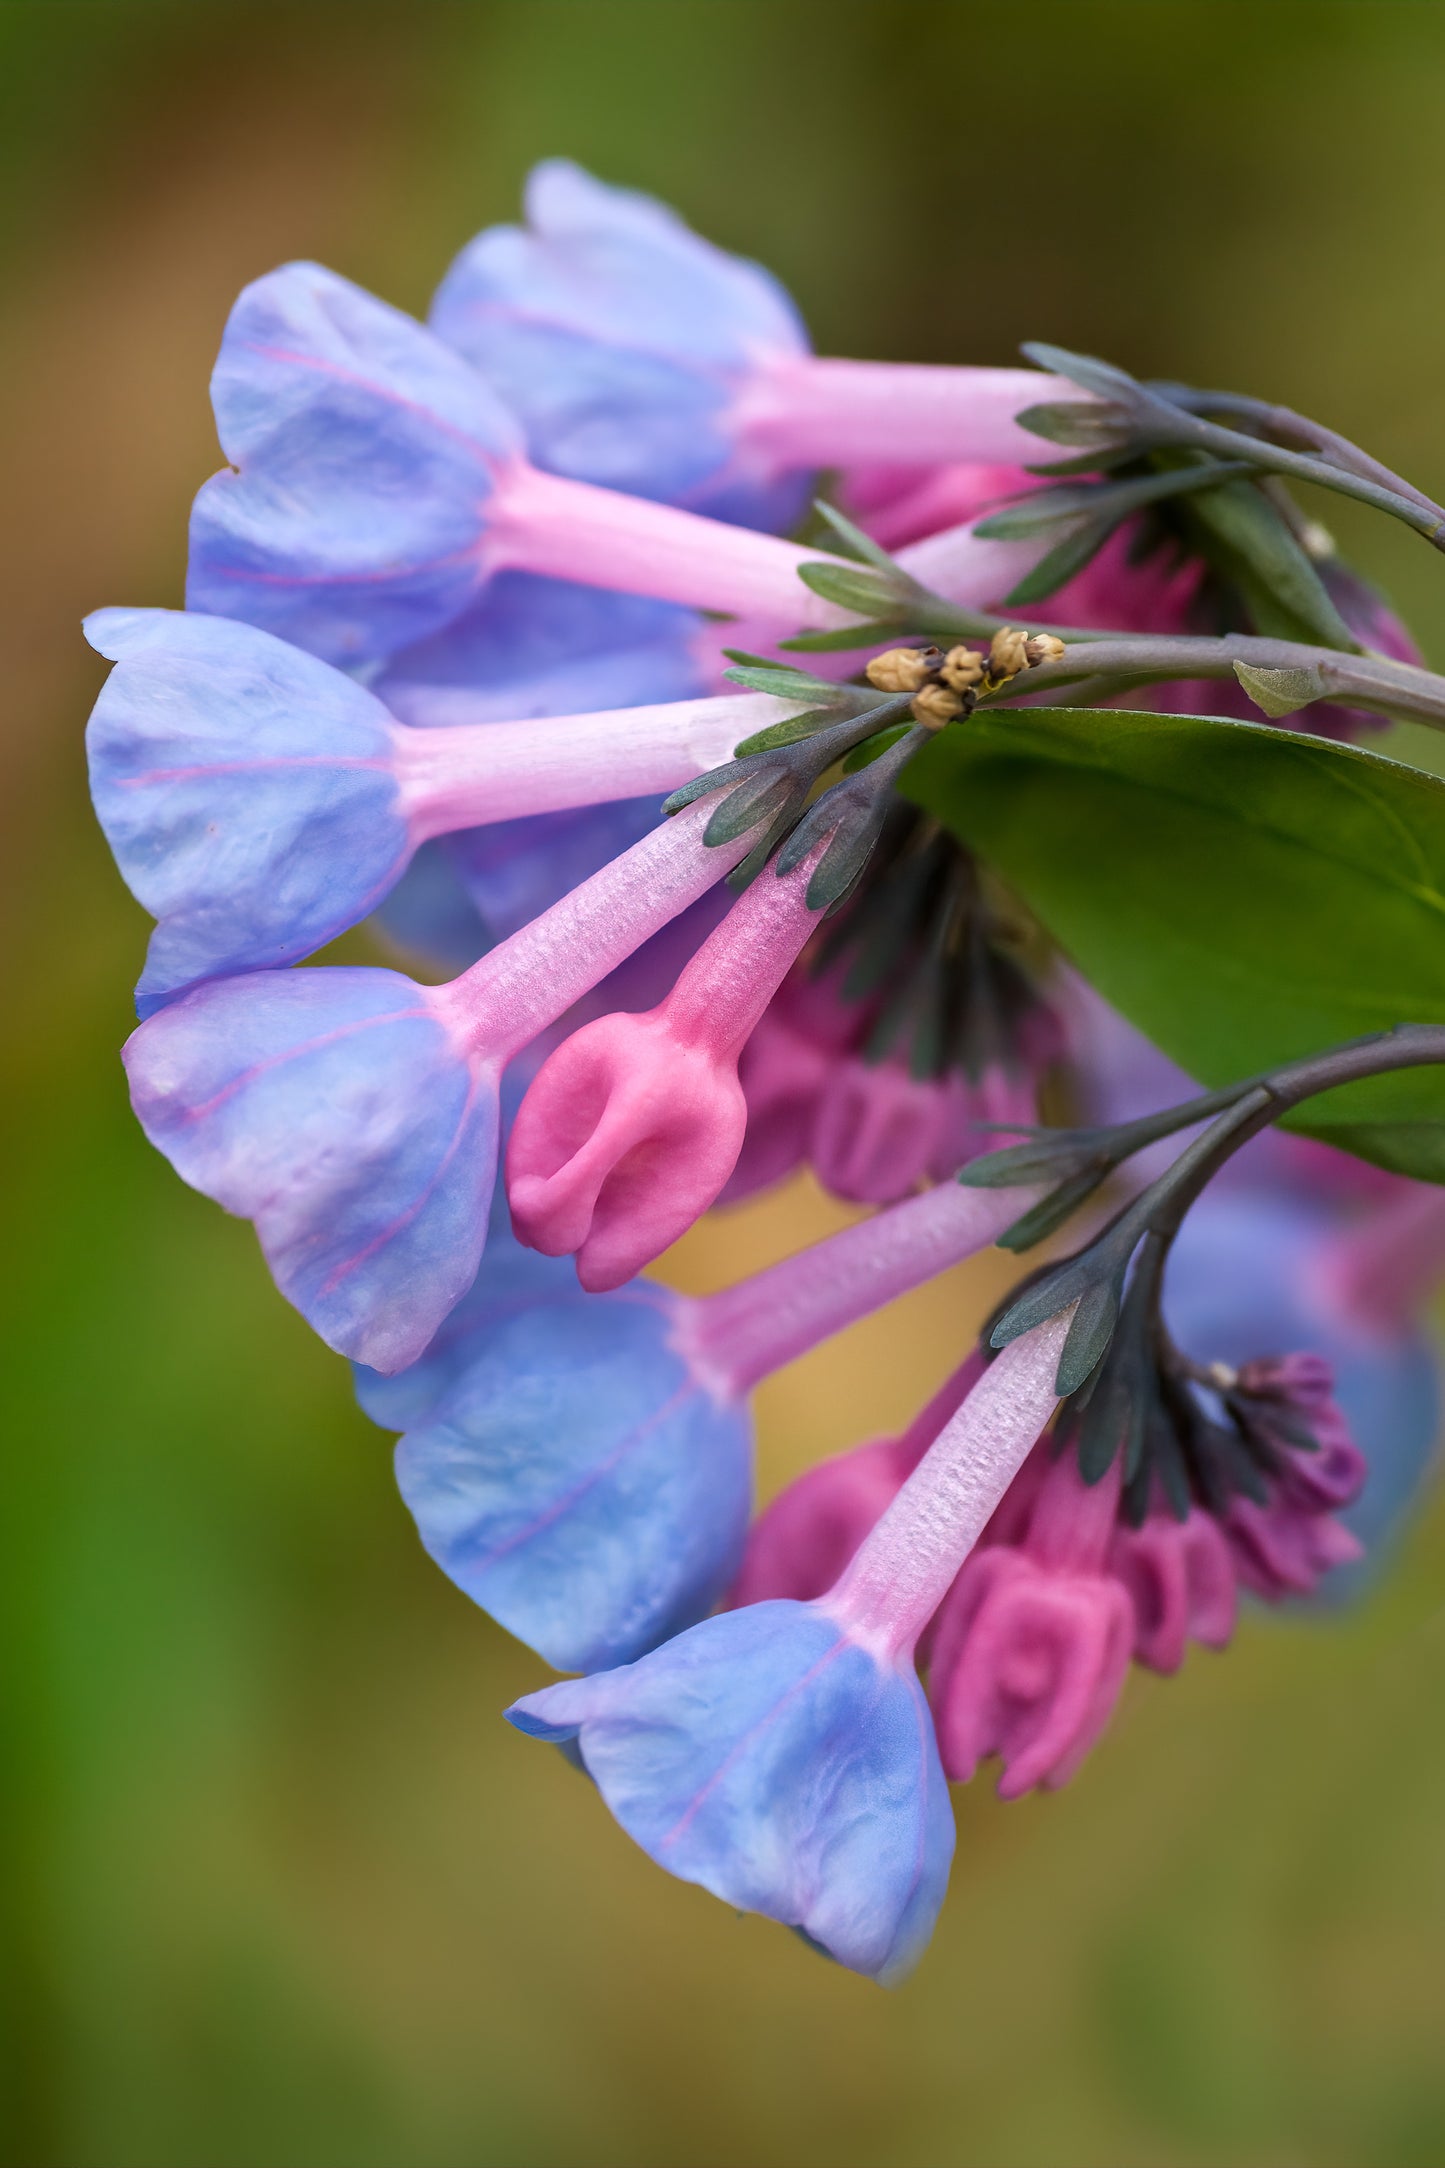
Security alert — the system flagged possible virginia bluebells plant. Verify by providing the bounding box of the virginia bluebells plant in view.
[89,162,1445,1984]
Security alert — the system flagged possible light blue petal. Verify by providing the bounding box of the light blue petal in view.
[187,262,519,664]
[395,1288,752,1671]
[509,1601,954,1984]
[376,570,705,713]
[123,967,498,1371]
[353,1215,579,1431]
[430,161,810,530]
[85,608,409,1012]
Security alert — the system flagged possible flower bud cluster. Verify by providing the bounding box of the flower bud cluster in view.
[865,628,1067,726]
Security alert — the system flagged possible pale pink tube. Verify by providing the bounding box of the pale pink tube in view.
[731,358,1079,471]
[826,1308,1076,1659]
[389,692,798,841]
[435,793,751,1060]
[481,460,1034,627]
[684,1178,1043,1394]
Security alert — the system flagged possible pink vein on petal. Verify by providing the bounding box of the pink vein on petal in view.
[657,1636,850,1854]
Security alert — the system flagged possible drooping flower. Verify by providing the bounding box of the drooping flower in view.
[85,604,800,1012]
[374,1178,1037,1671]
[1105,1504,1237,1673]
[927,1449,1135,1798]
[430,161,1067,532]
[1163,1190,1442,1574]
[186,262,1039,669]
[123,794,763,1371]
[810,1055,1036,1204]
[508,1312,1073,1982]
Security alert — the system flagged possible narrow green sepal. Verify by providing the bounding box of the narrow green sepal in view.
[778,620,907,653]
[810,498,903,573]
[1055,1274,1125,1397]
[995,1167,1112,1252]
[702,772,795,846]
[796,561,903,616]
[732,708,842,757]
[1013,400,1133,450]
[720,658,849,700]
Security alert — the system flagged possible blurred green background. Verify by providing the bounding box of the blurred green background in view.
[5,4,1445,2164]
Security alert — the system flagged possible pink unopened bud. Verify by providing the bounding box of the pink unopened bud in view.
[1107,1507,1237,1674]
[1225,1495,1364,1599]
[927,1451,1133,1797]
[811,1058,1036,1204]
[507,856,824,1288]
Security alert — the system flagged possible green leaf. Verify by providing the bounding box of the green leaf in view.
[903,706,1445,1181]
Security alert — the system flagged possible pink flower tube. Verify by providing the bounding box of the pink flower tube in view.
[822,1310,1077,1662]
[729,359,1082,473]
[390,689,803,840]
[729,1352,986,1609]
[506,854,833,1288]
[482,462,1042,627]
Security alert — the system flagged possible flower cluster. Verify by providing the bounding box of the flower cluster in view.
[88,162,1444,1982]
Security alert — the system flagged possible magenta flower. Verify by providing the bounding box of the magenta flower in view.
[811,1056,1036,1204]
[927,1449,1134,1798]
[1106,1506,1238,1673]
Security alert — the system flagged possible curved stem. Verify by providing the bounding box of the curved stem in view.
[982,630,1445,732]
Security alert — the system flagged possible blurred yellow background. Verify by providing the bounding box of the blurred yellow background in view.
[5,5,1445,2164]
